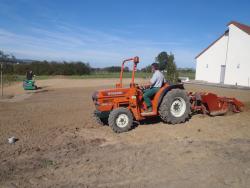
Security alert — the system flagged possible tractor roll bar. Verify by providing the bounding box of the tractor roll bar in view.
[118,56,139,88]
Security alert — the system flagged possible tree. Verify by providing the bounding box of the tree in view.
[0,50,9,62]
[124,66,129,72]
[0,50,17,63]
[103,66,121,72]
[155,51,168,71]
[0,50,18,74]
[165,53,178,83]
[155,51,178,83]
[141,65,151,73]
[0,50,93,75]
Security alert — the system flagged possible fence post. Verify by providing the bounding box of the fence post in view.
[1,63,3,97]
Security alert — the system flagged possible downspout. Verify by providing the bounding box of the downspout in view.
[223,29,230,84]
[224,30,230,66]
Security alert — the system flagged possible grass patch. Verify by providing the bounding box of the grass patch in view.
[41,159,55,168]
[1,72,151,84]
[1,75,51,85]
[1,70,195,84]
[69,72,152,79]
[178,71,195,80]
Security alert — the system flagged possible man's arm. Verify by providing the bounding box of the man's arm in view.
[140,73,156,89]
[140,82,152,89]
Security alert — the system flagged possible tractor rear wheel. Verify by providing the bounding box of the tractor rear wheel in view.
[108,108,133,133]
[159,89,191,124]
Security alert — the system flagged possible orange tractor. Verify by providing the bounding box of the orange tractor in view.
[92,57,244,133]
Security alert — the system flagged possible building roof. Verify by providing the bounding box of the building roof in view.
[195,21,250,59]
[228,21,250,35]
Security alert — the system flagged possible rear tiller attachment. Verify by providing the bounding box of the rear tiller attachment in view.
[189,92,244,116]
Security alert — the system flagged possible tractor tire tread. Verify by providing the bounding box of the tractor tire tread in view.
[92,110,108,126]
[159,88,191,124]
[108,108,133,133]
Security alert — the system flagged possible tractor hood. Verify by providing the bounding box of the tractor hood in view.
[92,88,130,101]
[92,88,133,112]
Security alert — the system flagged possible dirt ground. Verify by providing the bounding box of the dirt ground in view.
[0,78,250,188]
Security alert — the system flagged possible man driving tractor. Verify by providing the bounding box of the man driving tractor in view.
[140,63,166,112]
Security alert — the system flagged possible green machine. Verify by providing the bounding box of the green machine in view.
[23,80,37,90]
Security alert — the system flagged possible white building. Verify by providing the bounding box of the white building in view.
[195,21,250,87]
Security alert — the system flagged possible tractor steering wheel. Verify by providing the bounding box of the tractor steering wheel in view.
[138,85,147,91]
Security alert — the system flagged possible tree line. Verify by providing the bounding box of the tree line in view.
[0,50,194,81]
[93,66,129,73]
[0,51,131,75]
[0,51,92,75]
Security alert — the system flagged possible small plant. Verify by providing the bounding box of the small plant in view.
[41,159,54,168]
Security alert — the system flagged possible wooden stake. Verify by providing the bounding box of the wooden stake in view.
[1,63,3,97]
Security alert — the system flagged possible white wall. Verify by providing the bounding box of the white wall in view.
[224,25,250,86]
[195,34,228,83]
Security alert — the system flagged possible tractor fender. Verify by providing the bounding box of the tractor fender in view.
[157,84,185,108]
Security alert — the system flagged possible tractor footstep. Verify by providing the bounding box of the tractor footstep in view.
[141,112,156,116]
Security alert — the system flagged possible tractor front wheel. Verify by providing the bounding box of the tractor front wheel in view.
[159,89,191,124]
[108,108,133,133]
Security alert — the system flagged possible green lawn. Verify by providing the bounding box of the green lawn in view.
[178,71,195,80]
[1,75,50,85]
[69,72,152,79]
[1,71,195,85]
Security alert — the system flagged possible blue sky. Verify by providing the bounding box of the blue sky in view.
[0,0,250,68]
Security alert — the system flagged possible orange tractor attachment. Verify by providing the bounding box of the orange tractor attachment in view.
[189,92,244,116]
[92,57,244,133]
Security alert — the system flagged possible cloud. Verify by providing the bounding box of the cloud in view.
[0,23,196,68]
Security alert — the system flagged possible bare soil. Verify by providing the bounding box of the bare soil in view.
[0,78,250,188]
